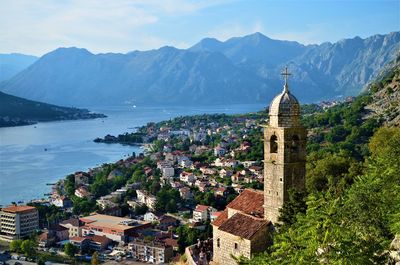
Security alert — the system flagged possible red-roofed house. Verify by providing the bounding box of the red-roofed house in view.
[211,211,223,222]
[192,205,216,223]
[86,235,112,251]
[215,187,228,197]
[212,189,272,265]
[70,236,90,251]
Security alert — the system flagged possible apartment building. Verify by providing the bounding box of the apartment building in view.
[129,239,173,264]
[0,205,39,242]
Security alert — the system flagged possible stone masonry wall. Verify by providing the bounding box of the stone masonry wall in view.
[263,125,306,223]
[213,226,251,265]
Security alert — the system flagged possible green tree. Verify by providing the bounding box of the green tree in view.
[64,242,77,257]
[133,204,148,215]
[21,239,36,258]
[64,174,76,197]
[155,186,181,213]
[91,251,99,265]
[37,256,46,265]
[9,239,23,253]
[306,152,357,193]
[278,189,307,228]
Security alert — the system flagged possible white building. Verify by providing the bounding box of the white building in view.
[161,167,174,178]
[192,205,216,223]
[136,190,157,210]
[214,146,226,157]
[180,159,193,168]
[144,212,160,222]
[0,205,39,241]
[179,171,196,184]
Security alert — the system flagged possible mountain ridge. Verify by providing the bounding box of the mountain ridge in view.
[0,53,38,82]
[1,31,399,107]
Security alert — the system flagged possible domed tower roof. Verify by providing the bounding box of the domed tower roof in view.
[269,67,301,127]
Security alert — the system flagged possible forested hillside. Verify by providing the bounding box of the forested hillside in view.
[0,91,105,127]
[240,59,400,264]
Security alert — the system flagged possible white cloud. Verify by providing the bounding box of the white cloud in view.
[0,0,231,55]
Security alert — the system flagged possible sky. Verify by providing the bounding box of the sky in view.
[0,0,399,56]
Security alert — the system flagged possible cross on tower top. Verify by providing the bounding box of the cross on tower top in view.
[281,67,291,92]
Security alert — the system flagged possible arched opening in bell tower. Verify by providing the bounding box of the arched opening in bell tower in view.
[291,135,300,152]
[270,135,278,153]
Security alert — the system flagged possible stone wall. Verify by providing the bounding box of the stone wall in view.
[263,125,307,223]
[213,225,251,265]
[185,245,197,265]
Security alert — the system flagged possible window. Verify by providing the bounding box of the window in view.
[270,135,278,153]
[234,243,238,250]
[217,238,220,248]
[291,135,300,152]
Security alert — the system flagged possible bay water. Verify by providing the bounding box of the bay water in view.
[0,104,265,206]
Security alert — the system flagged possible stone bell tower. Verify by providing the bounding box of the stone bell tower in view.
[264,67,307,224]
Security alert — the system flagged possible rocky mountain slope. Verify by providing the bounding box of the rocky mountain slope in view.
[0,32,399,107]
[364,55,400,126]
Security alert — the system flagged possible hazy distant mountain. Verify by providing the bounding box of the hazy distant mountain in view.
[0,90,105,127]
[0,53,38,82]
[190,32,307,66]
[1,32,399,107]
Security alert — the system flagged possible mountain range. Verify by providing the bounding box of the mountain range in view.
[1,32,399,107]
[0,53,38,82]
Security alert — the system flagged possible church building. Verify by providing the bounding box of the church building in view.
[212,68,307,265]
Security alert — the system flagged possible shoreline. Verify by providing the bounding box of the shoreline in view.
[0,113,106,129]
[2,105,268,206]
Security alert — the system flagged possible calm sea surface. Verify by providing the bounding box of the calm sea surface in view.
[0,104,265,206]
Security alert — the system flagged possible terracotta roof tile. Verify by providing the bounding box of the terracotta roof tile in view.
[164,238,179,248]
[195,204,210,212]
[212,210,228,227]
[86,235,110,245]
[1,205,36,213]
[60,218,83,227]
[38,232,49,241]
[218,213,269,239]
[226,189,264,218]
[70,236,86,242]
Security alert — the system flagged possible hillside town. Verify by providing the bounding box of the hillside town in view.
[2,61,400,265]
[0,109,269,264]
